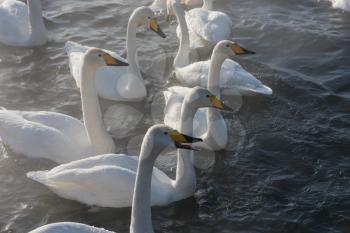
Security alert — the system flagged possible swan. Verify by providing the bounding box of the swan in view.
[176,0,232,51]
[165,40,271,150]
[26,87,227,208]
[28,125,201,233]
[171,37,273,96]
[65,7,166,102]
[0,48,128,164]
[0,0,47,46]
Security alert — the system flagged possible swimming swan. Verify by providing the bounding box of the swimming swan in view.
[28,125,201,233]
[65,7,166,102]
[26,87,227,208]
[0,48,128,164]
[0,0,47,46]
[165,41,270,150]
[173,39,273,96]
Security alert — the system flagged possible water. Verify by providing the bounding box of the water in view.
[0,0,350,232]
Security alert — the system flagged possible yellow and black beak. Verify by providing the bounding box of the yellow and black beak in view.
[101,53,129,66]
[169,130,202,151]
[230,43,256,55]
[209,95,233,112]
[149,18,167,38]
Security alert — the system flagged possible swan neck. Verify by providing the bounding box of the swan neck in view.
[27,0,47,44]
[80,60,115,155]
[130,138,157,233]
[208,51,226,97]
[174,3,190,68]
[126,16,140,74]
[173,99,197,199]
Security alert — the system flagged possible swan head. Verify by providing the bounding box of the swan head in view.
[214,40,256,59]
[142,125,203,158]
[186,87,232,111]
[84,48,129,68]
[133,7,166,38]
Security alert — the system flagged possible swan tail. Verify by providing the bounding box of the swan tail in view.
[27,170,50,185]
[255,85,273,96]
[64,41,88,55]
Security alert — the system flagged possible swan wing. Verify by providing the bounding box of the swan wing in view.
[175,61,209,87]
[186,9,232,44]
[27,154,173,207]
[0,110,91,163]
[163,86,191,130]
[219,59,273,95]
[29,222,113,233]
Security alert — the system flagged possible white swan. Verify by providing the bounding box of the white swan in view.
[26,87,227,208]
[0,48,128,164]
[172,37,273,96]
[28,125,201,233]
[176,0,232,50]
[0,0,47,47]
[165,41,271,150]
[65,7,166,102]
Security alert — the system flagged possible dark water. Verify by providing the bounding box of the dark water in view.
[0,0,350,232]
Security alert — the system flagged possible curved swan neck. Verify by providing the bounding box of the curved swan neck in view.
[173,98,197,199]
[202,0,214,10]
[173,3,190,68]
[80,59,115,155]
[27,0,47,45]
[208,49,226,97]
[130,134,157,233]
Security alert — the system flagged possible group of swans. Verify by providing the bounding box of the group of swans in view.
[0,0,275,232]
[29,123,203,233]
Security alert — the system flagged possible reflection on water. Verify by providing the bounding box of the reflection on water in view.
[0,0,350,232]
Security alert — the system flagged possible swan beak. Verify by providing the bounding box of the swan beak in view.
[209,95,233,112]
[170,131,202,150]
[102,53,129,66]
[230,43,256,55]
[149,18,167,38]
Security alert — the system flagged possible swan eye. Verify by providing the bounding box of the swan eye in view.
[226,44,230,48]
[163,132,168,135]
[206,94,210,98]
[98,54,102,57]
[148,16,151,19]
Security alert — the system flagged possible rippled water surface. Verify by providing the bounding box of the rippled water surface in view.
[0,0,350,232]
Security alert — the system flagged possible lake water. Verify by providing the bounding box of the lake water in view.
[0,0,350,232]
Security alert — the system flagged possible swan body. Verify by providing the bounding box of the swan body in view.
[170,27,273,96]
[65,7,166,101]
[29,125,201,233]
[26,88,225,207]
[0,0,47,46]
[0,110,92,164]
[176,0,232,50]
[175,59,273,96]
[0,49,127,163]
